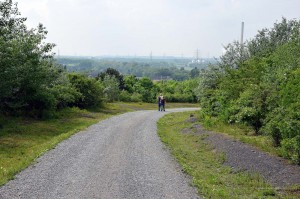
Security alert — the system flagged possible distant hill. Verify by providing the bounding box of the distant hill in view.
[55,56,216,81]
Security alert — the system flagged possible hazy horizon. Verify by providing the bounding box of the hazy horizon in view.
[19,0,300,58]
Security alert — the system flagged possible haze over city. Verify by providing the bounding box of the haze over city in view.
[19,0,300,58]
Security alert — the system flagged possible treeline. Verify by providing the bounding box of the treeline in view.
[96,68,198,103]
[0,1,197,119]
[195,18,300,164]
[57,57,210,81]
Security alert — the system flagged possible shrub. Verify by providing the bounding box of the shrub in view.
[130,93,143,102]
[119,90,131,102]
[281,136,300,164]
[68,73,104,108]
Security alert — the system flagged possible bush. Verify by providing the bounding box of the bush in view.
[50,84,81,109]
[130,93,143,102]
[68,73,104,108]
[228,86,264,133]
[281,136,300,164]
[193,18,300,164]
[119,90,131,102]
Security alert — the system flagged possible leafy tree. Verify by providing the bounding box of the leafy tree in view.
[102,75,120,102]
[194,18,300,163]
[97,68,125,90]
[195,65,223,116]
[156,79,198,103]
[219,41,250,70]
[119,90,131,102]
[0,0,62,117]
[124,75,138,93]
[190,67,200,78]
[68,73,104,108]
[135,77,157,102]
[248,17,300,57]
[50,74,81,109]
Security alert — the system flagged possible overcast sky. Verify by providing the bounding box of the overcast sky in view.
[18,0,300,58]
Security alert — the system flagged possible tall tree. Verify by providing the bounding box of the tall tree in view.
[97,68,125,90]
[0,0,59,116]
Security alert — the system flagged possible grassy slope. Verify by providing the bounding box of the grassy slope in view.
[158,111,299,199]
[0,102,198,186]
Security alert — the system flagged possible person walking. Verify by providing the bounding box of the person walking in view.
[158,93,166,111]
[158,93,163,111]
[160,96,165,111]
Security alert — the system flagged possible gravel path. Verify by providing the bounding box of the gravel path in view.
[192,124,300,189]
[0,108,200,199]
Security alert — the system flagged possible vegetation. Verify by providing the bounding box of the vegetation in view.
[0,1,199,120]
[57,56,214,81]
[94,68,199,103]
[1,1,299,195]
[0,1,199,187]
[157,111,288,198]
[0,0,58,117]
[195,18,300,164]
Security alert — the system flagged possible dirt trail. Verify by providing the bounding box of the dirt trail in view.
[192,123,300,189]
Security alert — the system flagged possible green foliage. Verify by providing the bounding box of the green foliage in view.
[57,58,195,81]
[136,77,157,102]
[281,136,300,164]
[130,93,143,102]
[102,75,120,102]
[190,67,200,78]
[228,85,265,133]
[195,18,300,164]
[248,18,300,57]
[0,0,68,117]
[119,90,131,102]
[97,67,125,90]
[156,79,198,103]
[124,75,138,93]
[68,73,104,108]
[50,83,81,109]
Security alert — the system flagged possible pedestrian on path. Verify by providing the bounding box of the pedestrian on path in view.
[158,93,166,111]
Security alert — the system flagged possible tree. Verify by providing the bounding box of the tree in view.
[219,41,250,70]
[102,75,120,102]
[68,73,104,108]
[0,0,61,116]
[134,77,158,102]
[190,67,200,78]
[194,17,300,164]
[124,75,138,93]
[248,17,300,57]
[97,68,125,90]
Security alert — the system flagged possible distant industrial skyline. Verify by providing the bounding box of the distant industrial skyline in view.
[19,0,300,58]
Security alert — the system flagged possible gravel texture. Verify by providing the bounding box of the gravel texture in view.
[0,108,200,199]
[192,124,300,189]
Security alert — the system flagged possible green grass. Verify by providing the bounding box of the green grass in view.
[0,102,198,186]
[157,111,294,198]
[0,105,122,186]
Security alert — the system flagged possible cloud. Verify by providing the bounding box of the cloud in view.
[17,0,300,57]
[18,0,49,26]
